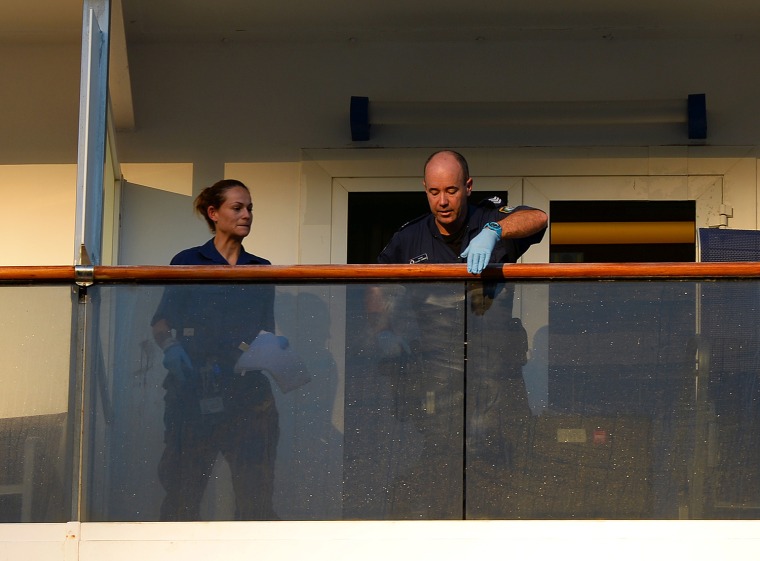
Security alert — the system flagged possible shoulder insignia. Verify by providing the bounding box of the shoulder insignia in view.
[477,195,505,208]
[498,205,516,214]
[398,213,429,231]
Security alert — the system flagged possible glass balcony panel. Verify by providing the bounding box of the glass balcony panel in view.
[79,276,760,521]
[344,283,465,519]
[463,279,760,520]
[0,286,72,523]
[85,282,466,521]
[86,284,345,521]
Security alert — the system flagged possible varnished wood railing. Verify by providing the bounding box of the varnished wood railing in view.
[2,262,760,283]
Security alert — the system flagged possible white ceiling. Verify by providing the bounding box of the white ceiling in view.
[3,0,760,44]
[120,0,760,42]
[0,0,82,42]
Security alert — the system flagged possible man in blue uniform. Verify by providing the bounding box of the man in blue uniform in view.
[374,150,547,518]
[378,149,546,269]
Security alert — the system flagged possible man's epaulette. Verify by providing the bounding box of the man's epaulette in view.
[477,195,517,215]
[477,195,505,208]
[396,213,429,231]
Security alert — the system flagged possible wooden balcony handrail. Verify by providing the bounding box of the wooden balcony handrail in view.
[2,262,760,283]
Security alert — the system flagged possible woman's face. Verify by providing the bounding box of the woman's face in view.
[208,186,253,240]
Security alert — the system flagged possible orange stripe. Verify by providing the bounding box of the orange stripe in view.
[551,221,695,245]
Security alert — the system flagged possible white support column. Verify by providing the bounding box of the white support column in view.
[74,0,111,267]
[69,0,111,526]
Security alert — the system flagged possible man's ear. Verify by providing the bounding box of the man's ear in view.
[465,177,473,197]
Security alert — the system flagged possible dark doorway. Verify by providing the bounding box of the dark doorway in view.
[347,192,429,264]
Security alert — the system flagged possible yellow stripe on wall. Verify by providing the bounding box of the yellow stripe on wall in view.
[551,221,695,245]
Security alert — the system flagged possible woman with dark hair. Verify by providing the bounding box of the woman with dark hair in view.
[151,179,279,521]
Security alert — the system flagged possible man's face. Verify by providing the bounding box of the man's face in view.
[424,153,472,235]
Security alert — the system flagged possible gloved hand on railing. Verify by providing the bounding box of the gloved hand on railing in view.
[461,222,501,274]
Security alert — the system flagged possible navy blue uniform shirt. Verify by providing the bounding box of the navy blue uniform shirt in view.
[152,238,275,372]
[378,199,545,265]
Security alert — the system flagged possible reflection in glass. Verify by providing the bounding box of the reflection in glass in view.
[345,283,465,519]
[465,282,532,519]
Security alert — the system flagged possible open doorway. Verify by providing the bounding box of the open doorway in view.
[346,192,429,264]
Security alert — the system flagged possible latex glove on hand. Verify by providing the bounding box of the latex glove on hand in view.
[163,342,193,384]
[460,224,501,274]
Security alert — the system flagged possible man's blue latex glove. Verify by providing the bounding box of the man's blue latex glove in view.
[461,226,500,274]
[276,335,289,349]
[163,342,193,384]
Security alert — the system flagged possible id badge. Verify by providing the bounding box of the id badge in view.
[199,396,225,415]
